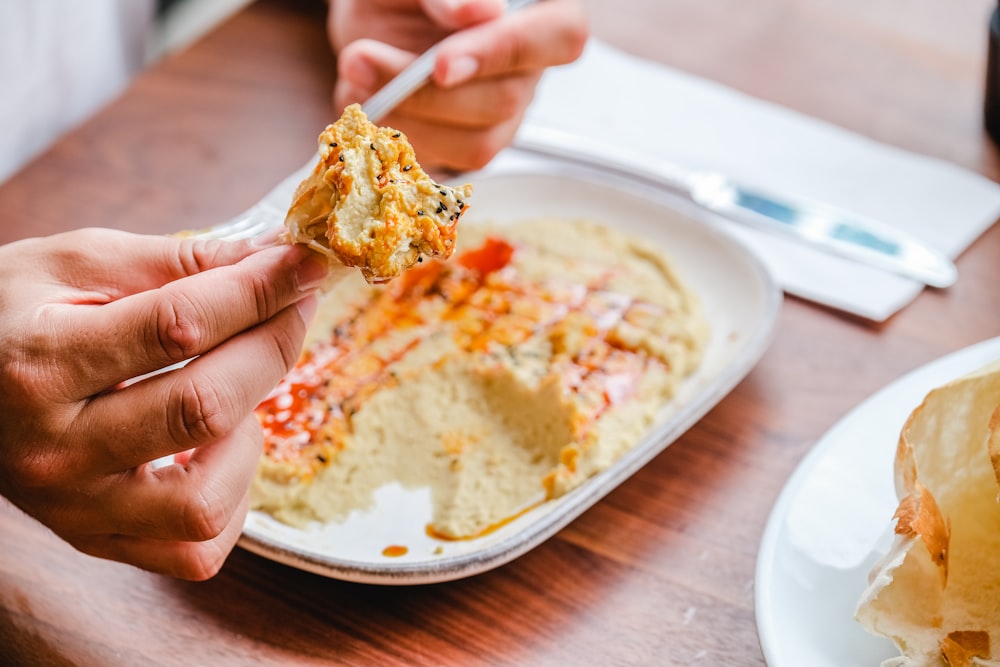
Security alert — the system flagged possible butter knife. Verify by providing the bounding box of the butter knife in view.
[360,0,956,289]
[513,124,957,289]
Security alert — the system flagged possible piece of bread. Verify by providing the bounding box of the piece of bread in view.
[856,359,1000,667]
[283,103,472,284]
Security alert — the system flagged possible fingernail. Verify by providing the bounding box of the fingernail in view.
[343,56,380,91]
[295,252,329,292]
[296,294,319,326]
[440,55,478,87]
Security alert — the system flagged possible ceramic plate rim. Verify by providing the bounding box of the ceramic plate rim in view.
[755,335,1000,665]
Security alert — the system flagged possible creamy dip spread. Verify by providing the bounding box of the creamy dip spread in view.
[251,219,708,539]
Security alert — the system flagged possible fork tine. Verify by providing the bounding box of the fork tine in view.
[191,205,280,241]
[192,159,317,242]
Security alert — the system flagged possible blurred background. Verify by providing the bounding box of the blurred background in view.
[152,0,253,58]
[2,0,996,183]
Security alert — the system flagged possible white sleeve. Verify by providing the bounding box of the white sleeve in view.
[0,0,156,183]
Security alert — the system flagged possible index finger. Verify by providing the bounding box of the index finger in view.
[419,0,505,29]
[433,0,588,86]
[54,243,326,398]
[75,295,315,473]
[44,228,271,300]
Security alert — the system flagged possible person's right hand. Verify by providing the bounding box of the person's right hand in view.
[0,228,326,580]
[328,0,588,171]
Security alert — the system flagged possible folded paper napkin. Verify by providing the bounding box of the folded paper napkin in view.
[487,39,1000,321]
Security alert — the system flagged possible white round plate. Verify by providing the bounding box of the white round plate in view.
[755,336,1000,665]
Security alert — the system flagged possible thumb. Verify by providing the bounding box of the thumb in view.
[32,228,265,300]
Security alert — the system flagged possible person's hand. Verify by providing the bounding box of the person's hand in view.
[328,0,588,171]
[0,228,326,580]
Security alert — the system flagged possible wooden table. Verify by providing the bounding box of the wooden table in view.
[1,0,998,664]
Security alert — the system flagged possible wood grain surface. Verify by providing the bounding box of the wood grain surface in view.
[0,0,998,665]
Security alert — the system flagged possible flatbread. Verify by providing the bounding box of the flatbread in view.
[856,359,1000,667]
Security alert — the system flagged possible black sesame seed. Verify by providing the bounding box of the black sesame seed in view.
[439,190,447,196]
[339,155,344,162]
[370,143,376,150]
[317,454,328,463]
[417,210,425,216]
[403,165,413,172]
[392,132,400,138]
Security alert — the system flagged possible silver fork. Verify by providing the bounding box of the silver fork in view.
[195,160,313,241]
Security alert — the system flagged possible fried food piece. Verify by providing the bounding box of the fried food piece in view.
[283,104,473,284]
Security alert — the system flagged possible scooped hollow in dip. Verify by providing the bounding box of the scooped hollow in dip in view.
[251,218,708,539]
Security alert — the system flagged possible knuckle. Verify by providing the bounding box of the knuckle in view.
[8,448,68,490]
[177,238,227,275]
[247,269,279,322]
[177,547,228,581]
[152,295,205,362]
[0,347,37,397]
[179,488,229,542]
[562,8,590,59]
[172,377,234,446]
[268,316,304,374]
[492,79,529,120]
[336,39,369,70]
[8,456,52,489]
[464,130,514,171]
[0,321,63,398]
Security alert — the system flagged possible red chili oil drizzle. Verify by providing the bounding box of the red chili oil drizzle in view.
[456,236,515,274]
[256,236,662,473]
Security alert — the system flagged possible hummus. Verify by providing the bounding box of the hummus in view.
[251,218,708,539]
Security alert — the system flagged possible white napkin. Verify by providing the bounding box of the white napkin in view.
[491,39,1000,321]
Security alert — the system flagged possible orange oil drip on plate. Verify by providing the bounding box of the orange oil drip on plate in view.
[381,545,408,557]
[425,500,545,542]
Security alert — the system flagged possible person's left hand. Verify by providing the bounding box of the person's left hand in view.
[0,228,325,580]
[328,0,588,171]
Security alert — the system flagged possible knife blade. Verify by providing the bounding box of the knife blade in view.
[513,124,957,289]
